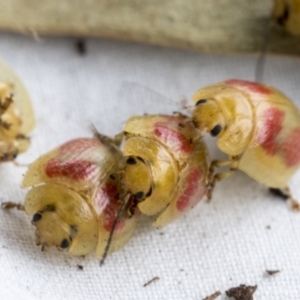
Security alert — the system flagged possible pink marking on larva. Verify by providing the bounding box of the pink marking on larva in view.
[257,107,285,156]
[282,128,300,167]
[176,168,202,212]
[154,122,193,154]
[99,182,125,232]
[59,138,101,155]
[225,79,271,95]
[45,158,96,181]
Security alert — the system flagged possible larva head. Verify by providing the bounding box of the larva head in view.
[192,98,226,138]
[24,184,98,256]
[123,136,179,216]
[192,81,254,156]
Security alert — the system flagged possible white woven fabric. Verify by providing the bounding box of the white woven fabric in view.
[0,32,299,300]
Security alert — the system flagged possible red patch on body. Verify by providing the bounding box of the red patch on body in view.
[282,128,300,167]
[45,159,95,181]
[257,107,285,155]
[154,122,193,154]
[59,138,101,155]
[99,182,125,232]
[257,108,300,167]
[226,79,271,95]
[176,168,202,212]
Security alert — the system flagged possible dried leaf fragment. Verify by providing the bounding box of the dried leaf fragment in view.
[226,284,257,300]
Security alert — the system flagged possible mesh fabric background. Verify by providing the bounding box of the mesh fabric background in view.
[0,32,299,299]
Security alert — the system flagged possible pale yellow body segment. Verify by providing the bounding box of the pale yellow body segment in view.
[153,140,209,228]
[240,90,300,188]
[0,59,35,134]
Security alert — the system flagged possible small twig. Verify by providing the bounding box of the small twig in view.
[143,276,160,287]
[99,195,130,266]
[202,291,221,300]
[255,19,273,83]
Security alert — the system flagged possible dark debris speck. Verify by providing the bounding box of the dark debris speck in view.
[77,265,84,271]
[266,270,280,276]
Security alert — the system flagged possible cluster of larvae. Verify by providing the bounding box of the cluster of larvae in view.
[1,58,300,259]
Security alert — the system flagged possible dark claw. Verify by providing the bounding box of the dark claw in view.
[269,188,289,200]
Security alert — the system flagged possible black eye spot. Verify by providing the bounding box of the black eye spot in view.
[195,99,207,106]
[134,191,144,200]
[32,213,42,222]
[210,125,222,137]
[126,157,137,165]
[60,239,69,249]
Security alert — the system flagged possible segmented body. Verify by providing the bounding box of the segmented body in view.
[0,59,35,161]
[192,79,300,189]
[123,114,210,228]
[22,137,140,257]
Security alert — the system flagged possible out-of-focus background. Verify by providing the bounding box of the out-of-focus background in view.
[0,1,300,299]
